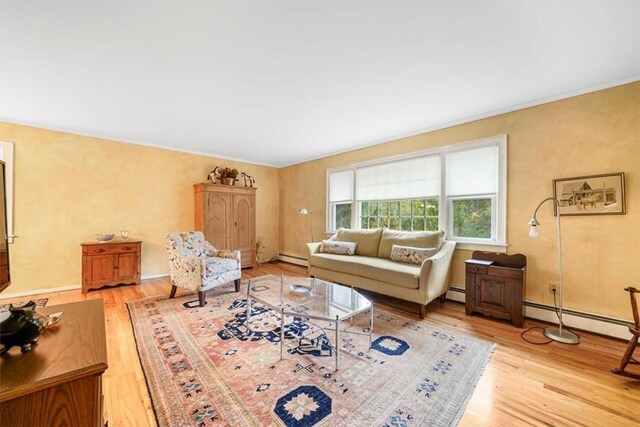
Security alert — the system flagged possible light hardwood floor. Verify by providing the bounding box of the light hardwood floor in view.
[3,262,639,426]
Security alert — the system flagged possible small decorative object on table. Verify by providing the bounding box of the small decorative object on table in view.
[120,227,129,240]
[0,301,45,353]
[94,233,114,242]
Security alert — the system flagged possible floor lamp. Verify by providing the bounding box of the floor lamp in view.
[528,197,580,344]
[299,208,314,243]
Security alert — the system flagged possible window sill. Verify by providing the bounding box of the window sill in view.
[453,241,508,253]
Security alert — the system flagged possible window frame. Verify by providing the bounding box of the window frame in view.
[326,135,507,251]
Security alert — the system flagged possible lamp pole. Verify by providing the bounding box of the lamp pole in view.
[528,197,579,344]
[299,208,314,243]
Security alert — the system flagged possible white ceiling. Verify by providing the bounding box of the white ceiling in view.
[1,1,639,167]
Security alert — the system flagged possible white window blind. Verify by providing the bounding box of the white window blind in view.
[329,170,353,203]
[355,156,440,201]
[446,145,498,196]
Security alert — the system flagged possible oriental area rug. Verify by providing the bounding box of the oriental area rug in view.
[127,283,495,427]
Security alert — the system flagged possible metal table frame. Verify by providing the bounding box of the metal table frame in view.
[245,276,373,370]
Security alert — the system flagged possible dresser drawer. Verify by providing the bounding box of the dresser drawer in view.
[83,242,139,255]
[466,264,488,275]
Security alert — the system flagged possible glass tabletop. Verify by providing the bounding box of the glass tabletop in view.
[247,275,371,321]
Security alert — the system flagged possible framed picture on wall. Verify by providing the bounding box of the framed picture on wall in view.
[553,172,625,216]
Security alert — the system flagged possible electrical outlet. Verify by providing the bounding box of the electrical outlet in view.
[548,282,558,293]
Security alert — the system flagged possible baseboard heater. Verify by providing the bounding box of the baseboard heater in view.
[447,286,631,340]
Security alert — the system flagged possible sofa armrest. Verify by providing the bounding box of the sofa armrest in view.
[305,242,322,275]
[419,241,457,302]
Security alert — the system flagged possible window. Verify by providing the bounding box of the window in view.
[445,145,499,242]
[360,198,439,231]
[327,135,507,249]
[328,169,354,229]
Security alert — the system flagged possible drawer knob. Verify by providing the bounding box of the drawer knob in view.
[123,247,132,251]
[95,248,105,253]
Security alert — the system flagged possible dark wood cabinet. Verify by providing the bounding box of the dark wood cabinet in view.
[0,299,108,427]
[82,240,141,293]
[465,251,527,328]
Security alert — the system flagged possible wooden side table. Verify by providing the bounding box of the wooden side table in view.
[0,299,108,426]
[465,251,527,328]
[81,240,142,293]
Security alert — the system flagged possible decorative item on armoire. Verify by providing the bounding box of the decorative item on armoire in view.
[208,166,239,185]
[120,226,129,240]
[241,171,255,187]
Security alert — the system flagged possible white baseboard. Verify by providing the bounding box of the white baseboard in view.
[278,254,308,267]
[446,286,632,340]
[141,273,169,280]
[0,284,82,300]
[0,273,170,300]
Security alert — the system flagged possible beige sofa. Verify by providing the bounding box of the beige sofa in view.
[306,228,456,318]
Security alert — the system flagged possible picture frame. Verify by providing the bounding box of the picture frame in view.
[553,172,625,216]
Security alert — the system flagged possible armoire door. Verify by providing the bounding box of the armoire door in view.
[233,194,255,267]
[205,192,233,250]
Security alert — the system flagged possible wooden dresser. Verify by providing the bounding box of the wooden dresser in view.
[194,183,256,268]
[465,251,527,328]
[81,240,142,293]
[0,299,108,427]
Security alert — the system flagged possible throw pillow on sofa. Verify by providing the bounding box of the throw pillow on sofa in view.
[390,244,438,265]
[320,240,358,255]
[377,229,444,259]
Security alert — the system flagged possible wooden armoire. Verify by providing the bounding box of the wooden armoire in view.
[194,183,256,268]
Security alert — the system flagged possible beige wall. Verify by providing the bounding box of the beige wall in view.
[0,123,280,294]
[280,82,640,319]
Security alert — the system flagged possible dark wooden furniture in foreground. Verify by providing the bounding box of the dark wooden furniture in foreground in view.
[0,299,108,427]
[82,240,142,293]
[611,286,640,380]
[465,251,527,328]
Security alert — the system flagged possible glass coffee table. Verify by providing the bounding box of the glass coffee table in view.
[245,275,373,370]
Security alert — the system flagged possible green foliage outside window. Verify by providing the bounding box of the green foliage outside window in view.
[451,198,492,238]
[334,203,352,229]
[360,198,439,231]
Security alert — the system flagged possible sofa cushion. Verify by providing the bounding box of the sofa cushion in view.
[319,240,357,255]
[310,253,420,289]
[336,228,382,257]
[390,244,438,265]
[377,229,444,259]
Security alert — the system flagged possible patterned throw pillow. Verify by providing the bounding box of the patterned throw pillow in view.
[319,240,357,255]
[390,244,438,265]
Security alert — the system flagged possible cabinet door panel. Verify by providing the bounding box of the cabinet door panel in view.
[206,193,233,249]
[115,252,137,282]
[473,275,512,318]
[86,255,114,286]
[233,194,255,252]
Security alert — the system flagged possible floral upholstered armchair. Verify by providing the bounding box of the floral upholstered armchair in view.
[166,231,241,306]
